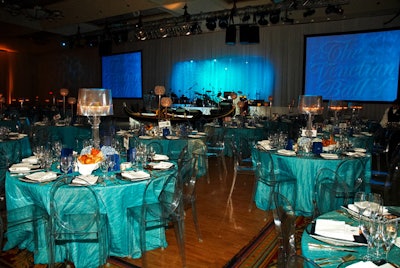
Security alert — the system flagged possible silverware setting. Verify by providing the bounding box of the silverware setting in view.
[314,253,356,266]
[308,243,358,252]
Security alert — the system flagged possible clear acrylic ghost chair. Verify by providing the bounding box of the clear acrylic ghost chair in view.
[335,157,367,197]
[227,137,257,207]
[249,149,297,218]
[167,140,188,161]
[272,192,296,268]
[313,168,350,219]
[127,174,185,267]
[48,177,109,268]
[178,155,202,242]
[205,126,227,182]
[147,141,164,154]
[187,139,208,180]
[1,147,48,256]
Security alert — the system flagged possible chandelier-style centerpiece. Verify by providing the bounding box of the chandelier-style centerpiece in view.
[328,100,347,124]
[77,88,113,148]
[298,95,323,137]
[154,85,166,120]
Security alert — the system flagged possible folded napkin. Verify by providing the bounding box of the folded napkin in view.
[121,170,150,181]
[150,161,174,170]
[314,219,359,241]
[9,165,31,172]
[153,154,169,161]
[277,149,296,156]
[72,175,98,185]
[258,140,273,150]
[25,171,57,182]
[22,156,39,164]
[348,203,388,216]
[346,261,378,268]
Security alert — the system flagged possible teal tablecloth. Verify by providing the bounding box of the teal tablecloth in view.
[254,149,371,216]
[301,210,400,267]
[4,166,176,268]
[0,135,32,162]
[120,135,207,178]
[205,126,268,156]
[31,125,91,151]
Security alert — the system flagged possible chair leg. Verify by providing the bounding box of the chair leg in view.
[248,179,258,212]
[173,217,186,267]
[191,199,203,242]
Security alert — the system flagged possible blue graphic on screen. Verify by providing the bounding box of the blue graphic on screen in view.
[171,56,274,102]
[102,51,142,98]
[304,29,400,102]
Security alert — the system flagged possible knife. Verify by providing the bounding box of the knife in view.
[308,243,358,252]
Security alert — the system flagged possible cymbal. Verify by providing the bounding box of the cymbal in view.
[206,90,212,93]
[237,90,243,94]
[194,92,202,95]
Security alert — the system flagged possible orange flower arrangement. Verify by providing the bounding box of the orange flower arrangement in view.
[77,148,103,164]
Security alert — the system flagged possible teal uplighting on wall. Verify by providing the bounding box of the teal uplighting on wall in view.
[171,56,274,103]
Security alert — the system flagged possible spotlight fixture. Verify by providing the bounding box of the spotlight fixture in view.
[206,17,217,31]
[303,8,315,17]
[269,9,280,24]
[218,16,229,29]
[325,5,344,15]
[258,13,268,26]
[159,27,168,38]
[241,13,250,22]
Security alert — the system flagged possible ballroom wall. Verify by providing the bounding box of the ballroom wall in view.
[0,13,399,121]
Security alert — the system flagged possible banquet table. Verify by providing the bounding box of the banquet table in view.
[4,165,176,268]
[31,125,91,151]
[118,134,207,177]
[253,148,372,216]
[204,125,268,156]
[301,210,400,267]
[0,135,32,163]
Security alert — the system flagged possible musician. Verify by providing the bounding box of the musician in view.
[231,93,240,116]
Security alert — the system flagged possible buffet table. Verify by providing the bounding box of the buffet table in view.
[253,148,371,216]
[0,135,32,162]
[4,166,176,267]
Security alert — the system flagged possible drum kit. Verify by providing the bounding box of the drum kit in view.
[194,90,217,107]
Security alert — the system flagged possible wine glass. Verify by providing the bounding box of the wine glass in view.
[354,192,367,229]
[60,156,72,175]
[147,145,156,161]
[381,219,398,261]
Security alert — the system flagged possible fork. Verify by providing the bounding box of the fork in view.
[315,254,356,266]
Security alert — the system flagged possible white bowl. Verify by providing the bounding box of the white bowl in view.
[77,161,99,175]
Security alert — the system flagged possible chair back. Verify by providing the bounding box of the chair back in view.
[272,192,296,266]
[49,177,108,266]
[313,168,350,218]
[335,158,366,193]
[147,141,163,154]
[158,174,183,218]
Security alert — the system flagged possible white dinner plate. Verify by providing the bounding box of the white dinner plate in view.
[320,153,339,159]
[276,149,296,156]
[121,170,150,181]
[353,148,366,153]
[138,135,153,139]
